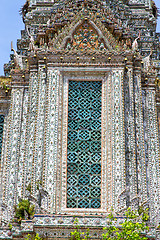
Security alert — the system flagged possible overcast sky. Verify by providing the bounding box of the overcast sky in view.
[0,0,160,76]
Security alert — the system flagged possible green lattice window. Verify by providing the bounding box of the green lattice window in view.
[67,81,102,208]
[0,115,4,160]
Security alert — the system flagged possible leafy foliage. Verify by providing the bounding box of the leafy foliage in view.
[70,218,90,240]
[36,180,42,190]
[14,199,35,223]
[102,207,119,240]
[70,208,149,240]
[102,207,149,240]
[25,233,42,240]
[8,223,12,230]
[26,183,31,193]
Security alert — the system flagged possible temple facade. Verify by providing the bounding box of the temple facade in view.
[0,0,160,239]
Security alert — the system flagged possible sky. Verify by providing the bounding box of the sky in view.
[0,0,160,76]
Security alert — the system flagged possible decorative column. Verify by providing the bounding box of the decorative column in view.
[0,115,6,224]
[24,70,39,197]
[31,65,47,198]
[42,69,61,213]
[123,65,138,208]
[35,67,46,184]
[144,86,160,225]
[106,69,126,212]
[133,67,148,205]
[17,89,29,199]
[1,87,24,220]
[0,111,12,222]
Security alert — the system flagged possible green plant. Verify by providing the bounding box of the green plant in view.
[8,223,12,230]
[36,180,42,190]
[102,207,149,240]
[102,207,119,240]
[14,199,35,223]
[70,218,90,240]
[25,233,42,240]
[26,183,31,192]
[25,234,31,240]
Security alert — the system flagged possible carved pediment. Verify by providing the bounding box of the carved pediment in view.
[44,12,131,52]
[65,19,111,51]
[49,17,121,52]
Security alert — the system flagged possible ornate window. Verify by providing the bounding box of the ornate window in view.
[0,115,4,160]
[67,81,102,208]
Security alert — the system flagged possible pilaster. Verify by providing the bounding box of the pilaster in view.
[133,66,148,204]
[42,69,61,213]
[108,69,126,211]
[123,65,138,208]
[17,88,29,199]
[26,70,39,197]
[1,87,24,220]
[144,86,160,225]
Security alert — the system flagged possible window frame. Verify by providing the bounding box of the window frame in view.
[60,70,108,215]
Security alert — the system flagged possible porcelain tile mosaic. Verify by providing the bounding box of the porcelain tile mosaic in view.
[0,115,4,160]
[0,0,160,238]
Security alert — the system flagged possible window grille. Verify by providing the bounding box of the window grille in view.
[67,81,102,208]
